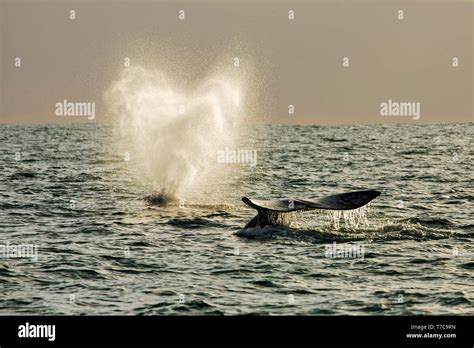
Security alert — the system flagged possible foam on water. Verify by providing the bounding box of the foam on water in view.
[106,65,246,201]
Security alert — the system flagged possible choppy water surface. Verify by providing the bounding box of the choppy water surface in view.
[0,123,472,315]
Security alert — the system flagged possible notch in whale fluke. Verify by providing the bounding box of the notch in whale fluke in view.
[241,189,381,228]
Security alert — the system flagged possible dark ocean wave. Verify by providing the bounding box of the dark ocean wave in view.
[8,171,37,179]
[166,217,228,229]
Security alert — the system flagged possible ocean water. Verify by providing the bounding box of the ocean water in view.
[0,122,472,315]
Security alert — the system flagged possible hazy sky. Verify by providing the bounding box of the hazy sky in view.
[1,0,472,125]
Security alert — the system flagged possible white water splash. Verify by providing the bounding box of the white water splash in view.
[289,205,372,231]
[106,65,245,200]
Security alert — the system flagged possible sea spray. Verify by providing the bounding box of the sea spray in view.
[106,65,246,201]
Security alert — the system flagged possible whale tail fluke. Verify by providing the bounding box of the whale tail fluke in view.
[242,189,381,228]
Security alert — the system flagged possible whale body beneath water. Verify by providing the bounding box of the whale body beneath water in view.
[241,189,381,229]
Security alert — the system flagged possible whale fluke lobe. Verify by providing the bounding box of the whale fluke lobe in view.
[242,190,381,228]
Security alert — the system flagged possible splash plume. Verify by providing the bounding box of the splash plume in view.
[106,65,245,201]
